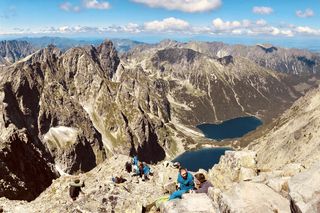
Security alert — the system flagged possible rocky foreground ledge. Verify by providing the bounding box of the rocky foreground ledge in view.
[0,150,319,213]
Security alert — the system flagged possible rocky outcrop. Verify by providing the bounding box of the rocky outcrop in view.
[0,154,180,212]
[208,151,257,190]
[0,127,58,201]
[217,55,233,66]
[0,40,35,65]
[256,44,278,53]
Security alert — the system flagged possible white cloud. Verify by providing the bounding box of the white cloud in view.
[131,0,221,13]
[83,0,110,10]
[295,26,320,35]
[296,8,314,18]
[59,0,110,12]
[123,23,142,33]
[211,18,297,37]
[253,6,273,15]
[212,18,251,31]
[59,2,81,12]
[2,17,320,38]
[256,19,267,26]
[144,17,190,32]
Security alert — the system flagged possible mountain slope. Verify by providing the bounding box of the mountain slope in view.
[124,44,318,126]
[183,41,320,75]
[247,86,320,170]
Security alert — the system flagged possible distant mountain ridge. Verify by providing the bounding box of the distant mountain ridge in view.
[0,40,35,65]
[16,37,144,52]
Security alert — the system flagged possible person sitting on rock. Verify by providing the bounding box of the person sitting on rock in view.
[69,179,85,201]
[131,155,140,176]
[169,168,194,200]
[125,161,132,173]
[132,155,138,166]
[191,173,213,194]
[141,162,152,181]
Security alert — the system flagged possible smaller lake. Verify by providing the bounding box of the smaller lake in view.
[172,148,232,172]
[197,116,262,141]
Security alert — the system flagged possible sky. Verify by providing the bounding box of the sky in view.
[1,0,320,43]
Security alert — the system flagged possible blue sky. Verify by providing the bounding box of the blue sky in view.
[1,0,320,42]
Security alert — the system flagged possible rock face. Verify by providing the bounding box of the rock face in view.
[289,162,320,213]
[0,128,58,201]
[0,40,35,65]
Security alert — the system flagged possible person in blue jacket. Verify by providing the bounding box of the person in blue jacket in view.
[169,168,194,200]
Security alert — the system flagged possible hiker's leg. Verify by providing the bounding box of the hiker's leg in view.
[169,190,187,200]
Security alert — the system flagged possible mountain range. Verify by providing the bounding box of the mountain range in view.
[0,38,319,211]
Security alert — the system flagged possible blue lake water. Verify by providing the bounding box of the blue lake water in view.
[172,147,232,172]
[197,116,263,141]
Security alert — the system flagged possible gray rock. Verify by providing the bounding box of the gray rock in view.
[289,162,320,213]
[217,182,290,213]
[161,193,216,213]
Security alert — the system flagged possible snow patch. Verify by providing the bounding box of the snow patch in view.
[44,126,79,150]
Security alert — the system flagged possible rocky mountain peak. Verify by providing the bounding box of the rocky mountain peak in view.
[96,39,120,78]
[152,48,200,65]
[256,44,278,53]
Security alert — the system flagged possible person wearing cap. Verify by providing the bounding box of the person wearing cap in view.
[69,179,85,201]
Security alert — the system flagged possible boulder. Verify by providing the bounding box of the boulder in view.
[266,177,290,194]
[281,163,304,177]
[208,151,257,190]
[161,193,216,213]
[239,167,256,181]
[217,182,290,213]
[289,162,320,213]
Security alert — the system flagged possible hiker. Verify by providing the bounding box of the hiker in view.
[125,161,132,173]
[191,173,213,194]
[69,179,85,201]
[131,155,140,176]
[169,168,194,200]
[141,162,152,181]
[132,155,138,166]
